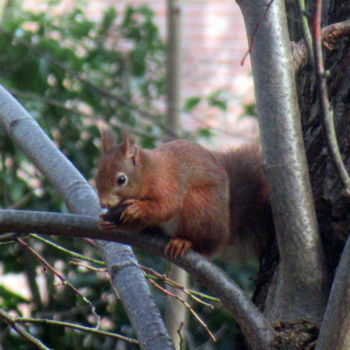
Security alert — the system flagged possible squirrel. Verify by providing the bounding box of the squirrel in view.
[95,128,272,258]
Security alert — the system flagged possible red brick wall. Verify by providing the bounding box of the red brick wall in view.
[24,0,257,143]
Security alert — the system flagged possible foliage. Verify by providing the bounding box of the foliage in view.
[0,2,246,349]
[0,2,166,349]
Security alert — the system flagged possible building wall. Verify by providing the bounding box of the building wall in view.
[23,0,257,143]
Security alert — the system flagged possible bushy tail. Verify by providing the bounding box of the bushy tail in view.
[214,144,274,259]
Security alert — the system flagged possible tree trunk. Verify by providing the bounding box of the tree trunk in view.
[238,0,350,348]
[298,1,350,277]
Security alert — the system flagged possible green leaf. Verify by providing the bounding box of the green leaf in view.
[207,89,228,111]
[184,97,201,112]
[99,7,118,35]
[198,127,215,139]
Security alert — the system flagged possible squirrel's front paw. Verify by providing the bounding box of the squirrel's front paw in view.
[99,217,119,231]
[120,199,142,223]
[165,238,193,258]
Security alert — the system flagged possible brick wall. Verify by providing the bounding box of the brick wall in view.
[24,0,257,143]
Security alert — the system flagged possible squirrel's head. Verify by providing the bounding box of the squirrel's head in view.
[95,128,143,208]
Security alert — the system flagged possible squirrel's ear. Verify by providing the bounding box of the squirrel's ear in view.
[101,127,117,153]
[121,133,140,166]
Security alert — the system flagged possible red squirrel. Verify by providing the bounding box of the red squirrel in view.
[95,128,271,258]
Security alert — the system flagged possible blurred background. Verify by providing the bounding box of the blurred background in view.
[0,0,258,349]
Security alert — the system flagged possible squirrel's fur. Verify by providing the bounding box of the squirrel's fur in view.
[95,128,271,258]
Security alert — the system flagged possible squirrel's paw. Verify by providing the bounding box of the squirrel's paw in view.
[120,199,142,223]
[165,238,193,258]
[99,217,118,231]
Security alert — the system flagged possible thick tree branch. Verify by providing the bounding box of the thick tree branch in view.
[237,0,328,322]
[293,19,350,69]
[0,85,173,350]
[315,235,350,350]
[312,1,350,196]
[0,209,276,350]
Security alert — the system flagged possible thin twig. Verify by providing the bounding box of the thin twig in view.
[312,0,350,196]
[297,0,313,62]
[16,237,101,327]
[0,232,21,243]
[142,266,218,307]
[16,317,139,344]
[8,192,32,209]
[73,260,217,306]
[177,322,185,350]
[30,234,105,266]
[293,19,350,69]
[70,260,107,273]
[0,308,50,350]
[148,278,217,342]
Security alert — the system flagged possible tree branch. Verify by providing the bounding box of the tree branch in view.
[237,0,328,322]
[0,308,50,350]
[9,88,156,140]
[15,317,139,345]
[315,235,350,350]
[0,208,276,350]
[16,237,100,323]
[312,0,350,196]
[293,19,350,69]
[0,85,174,350]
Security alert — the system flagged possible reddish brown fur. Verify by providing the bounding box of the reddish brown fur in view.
[96,129,271,257]
[214,144,272,256]
[95,130,230,256]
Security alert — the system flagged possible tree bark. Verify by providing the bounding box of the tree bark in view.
[297,1,350,348]
[0,208,276,350]
[165,2,189,348]
[237,0,329,323]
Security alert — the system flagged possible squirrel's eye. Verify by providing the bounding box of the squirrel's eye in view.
[116,173,128,186]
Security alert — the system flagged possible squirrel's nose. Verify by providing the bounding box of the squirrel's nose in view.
[100,199,111,208]
[99,194,120,209]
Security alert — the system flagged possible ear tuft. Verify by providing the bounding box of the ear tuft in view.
[101,126,117,153]
[121,133,140,165]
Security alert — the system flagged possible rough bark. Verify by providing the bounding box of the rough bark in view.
[298,0,350,276]
[297,2,350,349]
[237,0,329,324]
[315,236,350,350]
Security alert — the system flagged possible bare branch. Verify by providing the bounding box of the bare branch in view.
[148,278,216,342]
[16,237,100,324]
[296,0,313,63]
[15,317,139,345]
[312,0,350,196]
[142,266,218,307]
[0,308,50,350]
[293,19,350,69]
[30,234,105,266]
[237,0,328,322]
[0,209,276,350]
[0,85,174,350]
